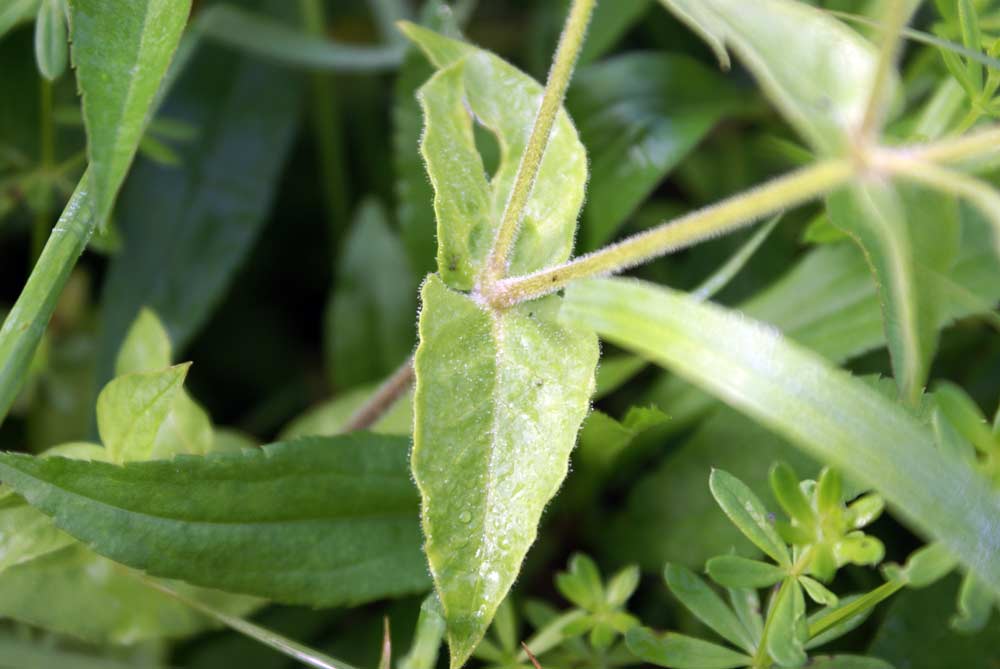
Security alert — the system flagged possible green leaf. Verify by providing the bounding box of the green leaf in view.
[561,277,1000,600]
[934,381,995,454]
[0,544,258,645]
[412,274,598,667]
[827,184,960,404]
[69,0,192,224]
[625,627,752,669]
[115,307,171,374]
[402,23,587,290]
[399,595,447,669]
[799,576,839,607]
[0,433,430,606]
[0,495,74,574]
[96,363,189,463]
[556,554,604,611]
[607,565,641,608]
[393,0,465,277]
[664,563,755,653]
[0,0,40,40]
[766,579,807,668]
[728,588,763,645]
[804,594,872,650]
[576,405,669,472]
[192,4,403,72]
[327,198,416,390]
[709,469,790,567]
[34,0,66,80]
[807,657,894,669]
[885,542,957,588]
[594,354,648,400]
[577,0,652,65]
[951,571,995,633]
[769,462,816,529]
[97,14,302,364]
[656,0,884,155]
[705,555,786,590]
[566,53,742,250]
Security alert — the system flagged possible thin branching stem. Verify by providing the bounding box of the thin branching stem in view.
[858,0,911,142]
[893,124,1000,164]
[344,355,415,432]
[480,0,596,287]
[486,159,854,308]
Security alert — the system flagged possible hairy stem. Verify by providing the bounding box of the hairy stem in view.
[344,355,415,432]
[895,124,1000,165]
[487,159,854,308]
[858,0,910,142]
[480,0,596,287]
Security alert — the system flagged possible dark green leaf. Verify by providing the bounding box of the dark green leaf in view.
[664,563,755,653]
[97,13,302,366]
[705,555,786,589]
[709,469,790,567]
[0,433,430,606]
[625,627,752,669]
[567,53,742,250]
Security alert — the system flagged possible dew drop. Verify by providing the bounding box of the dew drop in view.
[459,511,472,523]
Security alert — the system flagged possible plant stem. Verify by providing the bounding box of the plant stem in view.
[300,0,350,232]
[138,576,357,669]
[807,579,905,638]
[873,151,1000,252]
[480,0,596,287]
[487,159,854,308]
[896,124,1000,165]
[751,577,792,669]
[344,355,414,432]
[0,173,95,425]
[858,0,910,142]
[32,77,55,265]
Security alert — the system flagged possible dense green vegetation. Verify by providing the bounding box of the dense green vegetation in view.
[1,1,999,667]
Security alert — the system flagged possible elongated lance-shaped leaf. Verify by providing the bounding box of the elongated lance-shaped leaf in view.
[402,23,587,290]
[0,0,40,40]
[625,627,752,669]
[0,433,430,606]
[561,278,1000,599]
[828,184,960,405]
[413,274,598,667]
[69,0,192,225]
[34,0,67,81]
[657,0,886,156]
[664,563,755,653]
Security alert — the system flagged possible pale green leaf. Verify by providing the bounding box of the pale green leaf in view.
[114,307,171,375]
[402,23,587,290]
[69,0,192,224]
[607,565,641,608]
[0,496,74,574]
[399,595,447,669]
[664,563,755,653]
[625,627,752,669]
[561,277,1000,599]
[885,542,958,588]
[709,469,790,567]
[0,544,258,645]
[827,184,960,404]
[34,0,66,80]
[934,382,995,454]
[705,555,786,590]
[413,274,598,667]
[576,405,669,473]
[728,588,763,644]
[767,580,807,667]
[657,0,885,155]
[326,199,416,390]
[951,571,995,633]
[96,363,189,463]
[799,575,839,607]
[0,0,40,40]
[0,433,430,606]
